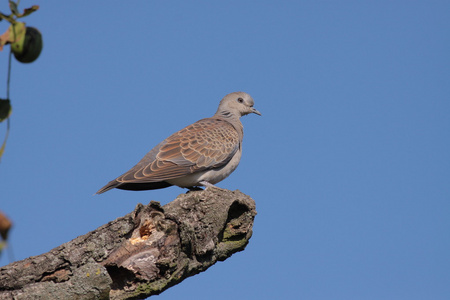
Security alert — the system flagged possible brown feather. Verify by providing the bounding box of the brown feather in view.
[111,118,239,184]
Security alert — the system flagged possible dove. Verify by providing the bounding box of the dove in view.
[96,92,261,194]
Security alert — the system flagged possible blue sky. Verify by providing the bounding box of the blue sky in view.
[1,1,449,299]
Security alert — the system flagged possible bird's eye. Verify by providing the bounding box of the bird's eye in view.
[237,98,244,103]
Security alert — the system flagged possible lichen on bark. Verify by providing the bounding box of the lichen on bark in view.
[0,188,256,300]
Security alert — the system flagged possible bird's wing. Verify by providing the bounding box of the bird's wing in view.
[116,118,240,183]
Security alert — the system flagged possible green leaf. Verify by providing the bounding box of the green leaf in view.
[9,1,19,16]
[8,22,26,56]
[0,100,11,162]
[0,134,8,161]
[0,119,10,162]
[18,5,39,18]
[0,99,12,122]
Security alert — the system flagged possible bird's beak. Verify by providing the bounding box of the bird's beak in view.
[252,107,262,116]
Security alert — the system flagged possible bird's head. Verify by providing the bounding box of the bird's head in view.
[216,92,261,118]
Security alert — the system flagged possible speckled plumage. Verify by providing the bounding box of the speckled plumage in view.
[96,92,260,194]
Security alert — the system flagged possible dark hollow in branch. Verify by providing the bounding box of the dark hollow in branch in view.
[0,188,256,300]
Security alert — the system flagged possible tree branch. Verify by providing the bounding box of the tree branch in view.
[0,188,256,300]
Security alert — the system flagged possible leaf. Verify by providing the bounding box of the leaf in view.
[0,28,11,51]
[0,100,11,162]
[9,1,19,16]
[0,99,12,122]
[18,5,39,18]
[0,23,25,51]
[0,210,12,241]
[0,21,25,51]
[0,120,10,162]
[8,22,26,54]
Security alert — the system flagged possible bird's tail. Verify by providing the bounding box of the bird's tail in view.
[95,179,121,195]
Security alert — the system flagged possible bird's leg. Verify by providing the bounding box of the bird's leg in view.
[199,181,216,188]
[186,181,225,193]
[187,186,204,191]
[199,181,225,191]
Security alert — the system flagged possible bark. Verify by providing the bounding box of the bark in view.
[0,188,256,300]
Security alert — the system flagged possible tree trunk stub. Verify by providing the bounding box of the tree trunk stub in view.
[0,188,256,300]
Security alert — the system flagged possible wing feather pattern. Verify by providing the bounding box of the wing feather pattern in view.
[114,118,239,184]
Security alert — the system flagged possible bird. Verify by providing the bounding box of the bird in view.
[96,92,261,194]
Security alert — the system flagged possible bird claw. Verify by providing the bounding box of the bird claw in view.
[200,181,226,191]
[187,186,204,192]
[185,181,225,193]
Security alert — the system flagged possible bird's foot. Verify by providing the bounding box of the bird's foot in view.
[199,181,226,191]
[185,182,225,193]
[187,186,204,192]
